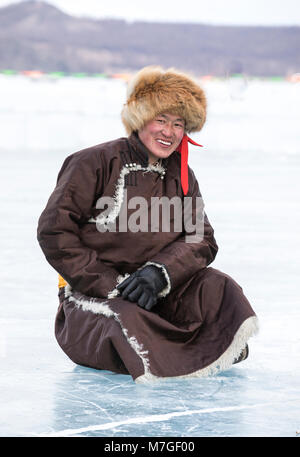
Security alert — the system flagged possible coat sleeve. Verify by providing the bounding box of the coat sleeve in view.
[37,148,120,298]
[148,169,218,295]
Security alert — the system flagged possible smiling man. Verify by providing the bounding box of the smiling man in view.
[138,113,185,163]
[37,66,258,382]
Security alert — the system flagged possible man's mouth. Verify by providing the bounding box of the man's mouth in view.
[156,139,172,147]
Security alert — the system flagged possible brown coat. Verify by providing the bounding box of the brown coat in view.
[37,133,258,382]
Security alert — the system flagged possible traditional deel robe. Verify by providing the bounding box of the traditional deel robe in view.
[37,133,258,382]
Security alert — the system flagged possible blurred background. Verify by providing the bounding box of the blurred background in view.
[0,0,300,437]
[0,0,299,153]
[0,0,300,150]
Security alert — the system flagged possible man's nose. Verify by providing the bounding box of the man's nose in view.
[161,122,173,137]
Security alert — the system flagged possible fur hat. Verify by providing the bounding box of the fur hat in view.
[121,66,207,134]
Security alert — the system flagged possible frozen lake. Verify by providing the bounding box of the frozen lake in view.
[0,74,299,437]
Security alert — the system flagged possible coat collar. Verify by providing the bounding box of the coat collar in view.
[127,132,169,168]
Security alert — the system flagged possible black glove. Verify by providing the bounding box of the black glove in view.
[116,265,167,311]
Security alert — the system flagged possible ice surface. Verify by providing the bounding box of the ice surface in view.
[0,75,299,437]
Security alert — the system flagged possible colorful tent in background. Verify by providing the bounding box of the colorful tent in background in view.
[288,73,300,83]
[1,69,17,75]
[269,75,284,81]
[93,73,109,78]
[48,71,65,78]
[71,72,88,78]
[21,70,44,79]
[111,73,132,82]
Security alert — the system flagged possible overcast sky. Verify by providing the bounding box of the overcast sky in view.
[1,0,300,25]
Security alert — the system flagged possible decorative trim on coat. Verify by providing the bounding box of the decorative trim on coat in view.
[63,285,258,384]
[88,162,166,230]
[64,284,151,376]
[141,261,171,298]
[88,163,166,229]
[106,261,171,300]
[88,161,172,300]
[136,315,259,383]
[107,273,131,299]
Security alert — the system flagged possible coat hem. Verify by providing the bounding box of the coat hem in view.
[64,285,151,376]
[63,286,258,384]
[135,315,259,383]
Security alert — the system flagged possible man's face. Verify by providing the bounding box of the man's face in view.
[138,113,185,164]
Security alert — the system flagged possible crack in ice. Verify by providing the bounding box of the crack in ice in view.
[39,402,273,437]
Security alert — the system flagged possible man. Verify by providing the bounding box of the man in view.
[37,66,258,382]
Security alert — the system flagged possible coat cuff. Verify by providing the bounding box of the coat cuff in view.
[142,261,171,298]
[107,263,172,300]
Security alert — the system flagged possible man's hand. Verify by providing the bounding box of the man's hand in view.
[116,265,167,311]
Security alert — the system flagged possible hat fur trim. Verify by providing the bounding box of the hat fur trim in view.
[121,66,207,134]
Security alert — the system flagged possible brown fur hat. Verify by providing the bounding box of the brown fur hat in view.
[121,66,207,134]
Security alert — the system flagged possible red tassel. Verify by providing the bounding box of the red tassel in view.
[177,135,203,195]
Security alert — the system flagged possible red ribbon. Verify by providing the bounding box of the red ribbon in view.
[176,134,203,195]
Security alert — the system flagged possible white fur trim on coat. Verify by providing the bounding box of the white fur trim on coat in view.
[140,261,171,297]
[64,284,151,376]
[107,273,131,299]
[135,315,259,383]
[64,285,258,384]
[107,262,171,300]
[88,162,166,230]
